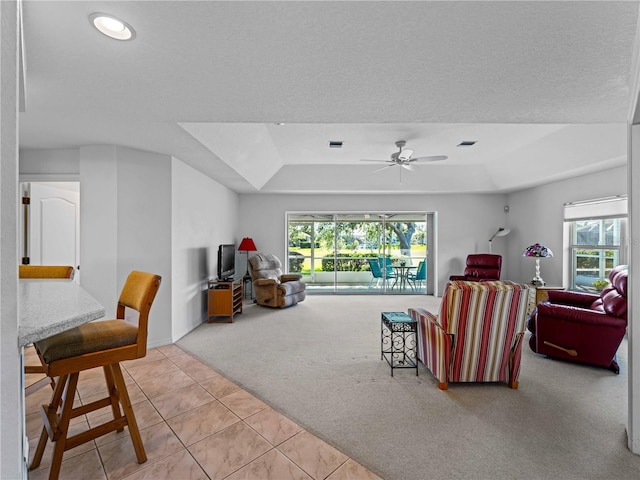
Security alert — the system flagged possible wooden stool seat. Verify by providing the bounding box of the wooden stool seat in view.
[37,320,138,364]
[29,271,161,480]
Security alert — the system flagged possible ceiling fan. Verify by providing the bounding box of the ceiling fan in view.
[361,140,448,174]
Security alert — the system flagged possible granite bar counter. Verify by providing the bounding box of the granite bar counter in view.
[18,279,105,348]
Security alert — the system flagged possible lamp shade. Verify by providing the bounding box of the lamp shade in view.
[522,243,553,258]
[488,227,511,253]
[238,237,257,252]
[489,227,511,242]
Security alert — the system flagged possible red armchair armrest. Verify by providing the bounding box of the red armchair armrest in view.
[536,303,626,328]
[546,290,598,308]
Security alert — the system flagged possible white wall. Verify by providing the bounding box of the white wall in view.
[171,158,239,341]
[20,146,174,347]
[0,1,22,478]
[239,193,509,295]
[79,146,118,318]
[19,148,78,175]
[116,147,172,346]
[505,166,627,286]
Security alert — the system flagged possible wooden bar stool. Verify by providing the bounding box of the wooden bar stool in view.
[19,265,75,279]
[29,270,161,480]
[19,265,76,396]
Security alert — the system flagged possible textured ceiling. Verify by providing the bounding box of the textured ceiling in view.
[19,1,639,193]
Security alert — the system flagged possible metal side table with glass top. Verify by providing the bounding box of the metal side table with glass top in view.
[381,311,418,376]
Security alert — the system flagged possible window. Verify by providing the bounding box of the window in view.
[564,197,627,292]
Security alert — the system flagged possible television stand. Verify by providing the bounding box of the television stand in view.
[207,279,242,322]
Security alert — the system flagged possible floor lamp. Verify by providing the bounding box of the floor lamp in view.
[489,227,510,253]
[238,237,257,277]
[238,237,257,298]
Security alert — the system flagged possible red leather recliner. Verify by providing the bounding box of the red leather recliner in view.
[449,254,502,282]
[527,265,628,373]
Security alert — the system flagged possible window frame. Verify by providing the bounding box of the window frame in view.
[567,216,627,292]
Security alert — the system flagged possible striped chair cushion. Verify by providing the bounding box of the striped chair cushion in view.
[411,280,529,386]
[445,281,528,382]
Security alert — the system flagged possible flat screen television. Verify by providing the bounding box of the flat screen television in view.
[217,244,235,281]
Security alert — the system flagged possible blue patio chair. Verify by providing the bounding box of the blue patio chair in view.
[408,260,426,290]
[367,258,396,289]
[377,257,398,289]
[378,256,393,275]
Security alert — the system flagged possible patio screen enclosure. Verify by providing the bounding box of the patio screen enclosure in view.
[286,212,434,294]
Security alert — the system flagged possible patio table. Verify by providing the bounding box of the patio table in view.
[391,265,417,291]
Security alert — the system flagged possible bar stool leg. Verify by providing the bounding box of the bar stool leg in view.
[49,372,80,480]
[103,365,125,432]
[30,428,49,471]
[111,363,147,463]
[30,374,68,470]
[38,372,80,480]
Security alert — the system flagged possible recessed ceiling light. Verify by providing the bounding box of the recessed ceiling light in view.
[89,13,135,41]
[329,141,343,148]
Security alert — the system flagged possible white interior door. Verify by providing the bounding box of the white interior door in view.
[23,182,80,281]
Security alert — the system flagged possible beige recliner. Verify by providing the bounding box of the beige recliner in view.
[248,253,306,308]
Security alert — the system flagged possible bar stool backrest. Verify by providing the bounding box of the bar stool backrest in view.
[19,265,74,279]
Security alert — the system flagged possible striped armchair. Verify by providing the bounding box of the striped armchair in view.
[409,281,530,390]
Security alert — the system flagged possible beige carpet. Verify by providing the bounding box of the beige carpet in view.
[178,295,640,480]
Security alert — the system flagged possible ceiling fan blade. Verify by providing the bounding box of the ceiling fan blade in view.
[360,159,390,163]
[401,164,415,171]
[372,164,396,173]
[411,155,448,162]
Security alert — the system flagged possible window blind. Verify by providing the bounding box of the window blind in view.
[564,195,627,221]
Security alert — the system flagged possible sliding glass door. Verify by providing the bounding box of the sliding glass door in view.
[287,212,433,294]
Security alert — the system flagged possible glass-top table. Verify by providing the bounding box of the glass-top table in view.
[381,311,418,376]
[391,265,417,291]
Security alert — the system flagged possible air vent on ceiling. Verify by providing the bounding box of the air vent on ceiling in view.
[457,141,477,147]
[329,141,343,149]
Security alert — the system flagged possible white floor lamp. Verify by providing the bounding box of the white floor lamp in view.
[489,227,510,253]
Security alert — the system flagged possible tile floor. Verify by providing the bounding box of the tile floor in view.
[24,344,382,480]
